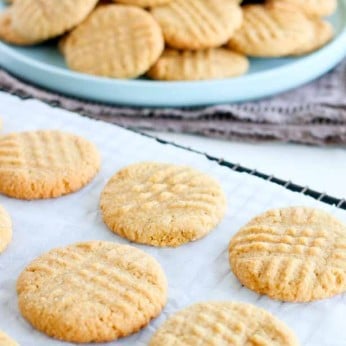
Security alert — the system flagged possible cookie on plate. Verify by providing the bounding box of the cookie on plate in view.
[0,330,18,346]
[0,0,98,45]
[229,207,346,302]
[151,0,243,49]
[0,130,100,200]
[149,302,299,346]
[17,241,167,343]
[114,0,173,7]
[148,48,249,81]
[100,162,227,247]
[269,0,337,17]
[62,5,164,78]
[0,8,32,45]
[0,205,12,254]
[292,20,333,55]
[228,3,315,57]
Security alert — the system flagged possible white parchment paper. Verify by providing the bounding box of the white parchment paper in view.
[0,92,345,346]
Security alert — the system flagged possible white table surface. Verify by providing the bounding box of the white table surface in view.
[148,131,346,200]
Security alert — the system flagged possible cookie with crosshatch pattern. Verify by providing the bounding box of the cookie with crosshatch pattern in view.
[100,162,227,247]
[149,302,299,346]
[229,206,346,302]
[148,48,249,81]
[151,0,243,50]
[0,130,100,199]
[228,3,316,57]
[0,205,12,254]
[17,241,167,343]
[0,0,98,45]
[61,5,164,78]
[0,330,18,346]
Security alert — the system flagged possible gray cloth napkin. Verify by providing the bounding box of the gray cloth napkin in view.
[0,60,345,145]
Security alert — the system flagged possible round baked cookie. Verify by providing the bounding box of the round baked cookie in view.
[292,20,333,55]
[148,48,249,81]
[5,0,98,44]
[228,3,315,57]
[0,8,33,45]
[17,241,167,343]
[269,0,337,17]
[151,0,243,50]
[0,130,100,200]
[114,0,173,7]
[229,207,346,302]
[0,330,18,346]
[149,302,299,346]
[0,205,12,254]
[62,5,164,78]
[100,162,227,247]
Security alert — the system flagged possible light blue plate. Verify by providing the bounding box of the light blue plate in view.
[0,1,345,107]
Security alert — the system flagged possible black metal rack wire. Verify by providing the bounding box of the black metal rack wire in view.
[151,135,346,210]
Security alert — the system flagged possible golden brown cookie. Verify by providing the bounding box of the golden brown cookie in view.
[228,3,315,57]
[292,20,333,55]
[148,48,249,81]
[0,8,33,45]
[151,0,243,50]
[0,130,100,200]
[0,331,18,346]
[62,5,164,78]
[1,0,98,45]
[100,162,227,247]
[269,0,337,17]
[0,205,12,254]
[17,241,167,343]
[114,0,173,7]
[229,207,346,302]
[149,302,299,346]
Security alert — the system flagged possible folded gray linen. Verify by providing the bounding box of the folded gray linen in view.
[0,60,345,145]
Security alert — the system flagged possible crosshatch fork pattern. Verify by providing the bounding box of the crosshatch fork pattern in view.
[100,162,227,247]
[16,241,167,343]
[0,130,100,199]
[0,131,89,170]
[149,302,298,345]
[229,207,346,302]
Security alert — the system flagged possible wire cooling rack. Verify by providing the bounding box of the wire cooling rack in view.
[1,84,344,211]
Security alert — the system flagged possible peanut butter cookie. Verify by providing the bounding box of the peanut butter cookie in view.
[62,5,164,78]
[100,162,227,247]
[148,48,249,81]
[0,205,12,254]
[17,241,167,343]
[229,207,346,302]
[0,130,100,200]
[150,302,299,346]
[151,0,243,49]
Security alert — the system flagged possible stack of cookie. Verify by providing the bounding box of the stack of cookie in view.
[0,0,336,81]
[1,126,346,345]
